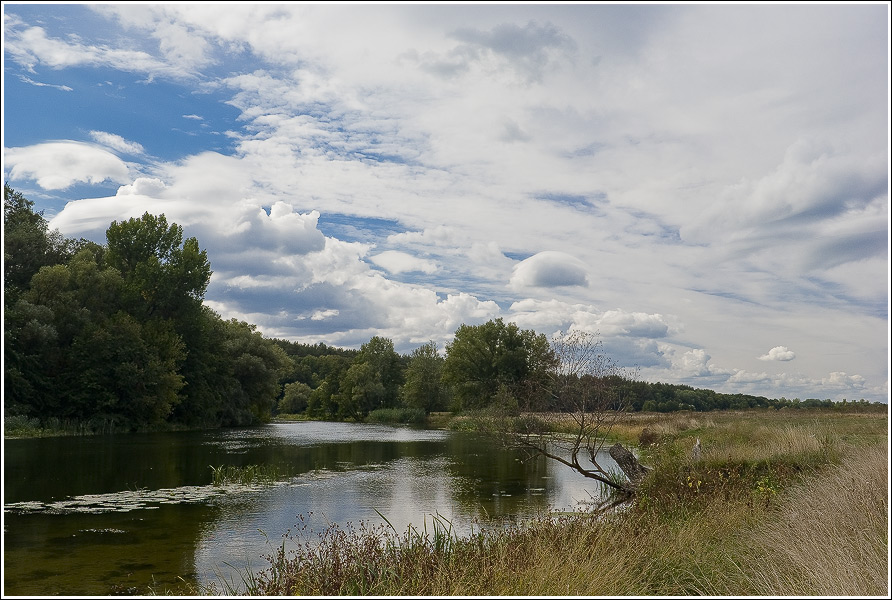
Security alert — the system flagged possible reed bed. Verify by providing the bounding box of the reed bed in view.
[209,464,281,486]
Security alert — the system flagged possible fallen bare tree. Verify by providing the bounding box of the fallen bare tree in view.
[500,329,648,496]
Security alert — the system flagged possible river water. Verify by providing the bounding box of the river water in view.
[3,421,615,595]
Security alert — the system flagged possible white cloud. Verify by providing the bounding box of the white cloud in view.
[5,4,888,401]
[510,251,589,289]
[4,22,186,78]
[369,251,438,275]
[116,178,167,196]
[18,75,73,91]
[4,142,131,190]
[822,371,866,390]
[680,349,713,377]
[758,346,796,362]
[728,370,770,384]
[89,131,146,155]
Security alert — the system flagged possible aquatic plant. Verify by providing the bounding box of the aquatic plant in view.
[209,464,281,486]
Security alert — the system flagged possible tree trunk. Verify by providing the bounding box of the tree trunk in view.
[609,443,650,489]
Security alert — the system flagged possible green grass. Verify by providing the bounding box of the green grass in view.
[209,464,282,486]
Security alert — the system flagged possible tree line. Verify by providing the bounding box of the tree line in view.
[3,186,879,434]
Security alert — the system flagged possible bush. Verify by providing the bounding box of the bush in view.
[4,414,43,437]
[366,407,427,425]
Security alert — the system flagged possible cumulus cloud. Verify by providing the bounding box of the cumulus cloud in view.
[510,251,589,289]
[116,177,167,196]
[585,310,670,338]
[758,346,796,362]
[4,142,131,190]
[680,349,713,377]
[728,370,770,384]
[822,371,866,390]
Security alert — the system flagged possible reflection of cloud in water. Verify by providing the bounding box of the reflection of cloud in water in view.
[209,422,450,451]
[193,450,619,591]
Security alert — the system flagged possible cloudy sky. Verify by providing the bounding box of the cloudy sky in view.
[3,3,889,403]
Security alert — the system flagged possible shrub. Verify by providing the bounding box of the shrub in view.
[366,407,427,425]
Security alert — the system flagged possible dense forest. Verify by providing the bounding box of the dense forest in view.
[3,186,877,434]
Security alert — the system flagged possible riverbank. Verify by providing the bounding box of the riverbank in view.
[202,408,887,596]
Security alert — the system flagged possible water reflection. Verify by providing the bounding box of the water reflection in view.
[3,421,617,595]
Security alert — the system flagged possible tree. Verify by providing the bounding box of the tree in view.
[401,341,448,413]
[442,318,556,411]
[506,329,643,495]
[105,212,211,320]
[338,336,403,419]
[3,184,72,297]
[279,382,313,414]
[216,319,294,425]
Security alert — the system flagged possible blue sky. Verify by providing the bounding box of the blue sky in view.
[3,3,889,403]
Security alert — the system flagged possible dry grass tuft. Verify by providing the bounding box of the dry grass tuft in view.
[711,442,888,596]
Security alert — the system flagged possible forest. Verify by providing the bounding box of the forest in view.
[3,185,875,434]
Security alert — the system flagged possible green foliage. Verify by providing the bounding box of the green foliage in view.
[210,464,281,486]
[4,415,45,437]
[442,318,555,411]
[105,212,211,319]
[279,382,313,414]
[366,407,428,424]
[336,336,403,420]
[3,183,73,296]
[3,187,289,432]
[400,341,448,413]
[6,186,882,435]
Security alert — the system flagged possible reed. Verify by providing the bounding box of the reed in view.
[209,464,281,486]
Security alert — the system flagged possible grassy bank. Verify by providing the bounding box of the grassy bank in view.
[216,408,887,596]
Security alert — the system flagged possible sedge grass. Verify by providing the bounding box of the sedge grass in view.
[209,464,281,486]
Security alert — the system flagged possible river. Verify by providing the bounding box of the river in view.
[3,420,616,595]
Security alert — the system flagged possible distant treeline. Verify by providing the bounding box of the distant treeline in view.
[3,186,882,434]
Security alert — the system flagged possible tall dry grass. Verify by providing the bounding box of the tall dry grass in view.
[702,442,888,596]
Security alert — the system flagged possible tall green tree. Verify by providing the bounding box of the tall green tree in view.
[216,319,294,425]
[3,184,71,297]
[338,336,403,419]
[105,212,211,320]
[401,341,448,413]
[442,318,556,411]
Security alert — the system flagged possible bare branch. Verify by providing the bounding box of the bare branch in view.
[500,329,645,494]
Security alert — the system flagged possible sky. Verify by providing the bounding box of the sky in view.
[2,2,890,404]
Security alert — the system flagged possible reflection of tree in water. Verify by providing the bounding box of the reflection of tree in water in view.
[443,431,557,524]
[4,423,604,596]
[3,502,215,596]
